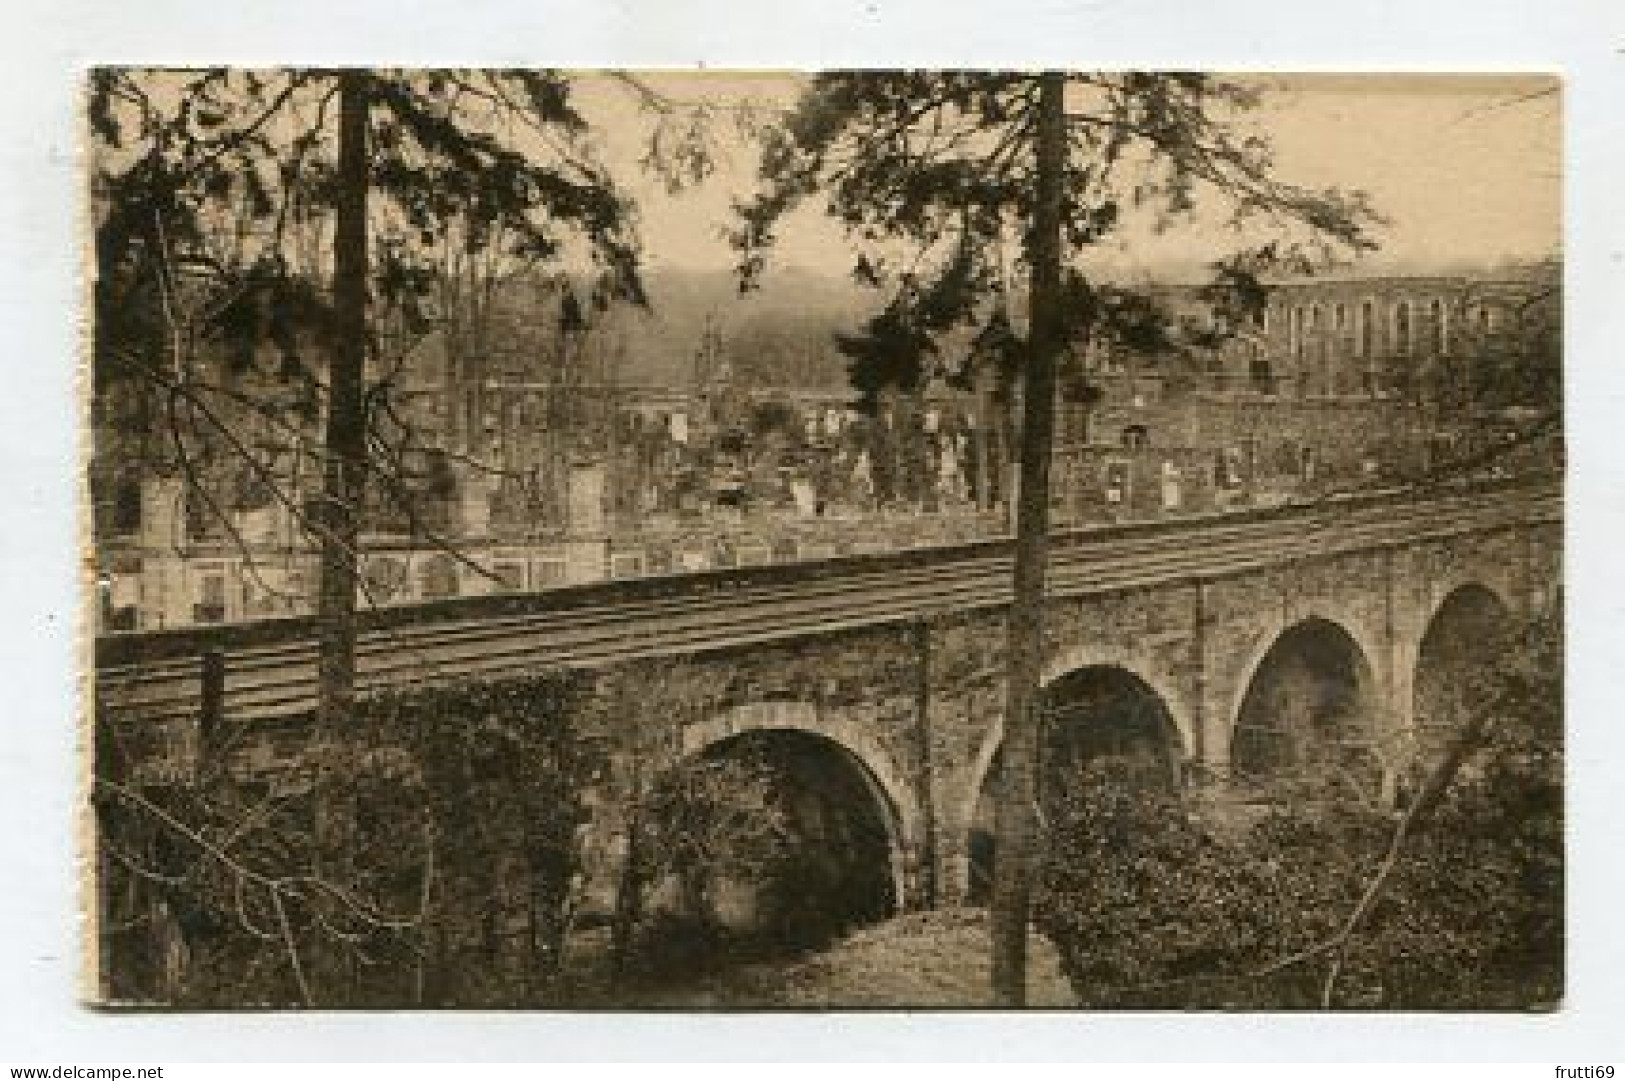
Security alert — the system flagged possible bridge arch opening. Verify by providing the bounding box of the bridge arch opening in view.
[1413,583,1514,757]
[967,665,1182,905]
[1231,616,1380,792]
[667,725,900,952]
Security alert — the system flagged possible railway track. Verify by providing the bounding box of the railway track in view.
[95,479,1561,726]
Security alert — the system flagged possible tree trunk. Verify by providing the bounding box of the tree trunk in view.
[311,69,370,1006]
[989,71,1067,1008]
[608,776,647,984]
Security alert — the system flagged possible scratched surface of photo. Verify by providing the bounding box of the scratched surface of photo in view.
[87,70,1562,1010]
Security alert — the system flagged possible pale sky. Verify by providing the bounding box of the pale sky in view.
[571,72,1560,278]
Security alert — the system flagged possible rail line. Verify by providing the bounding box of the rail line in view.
[95,479,1561,726]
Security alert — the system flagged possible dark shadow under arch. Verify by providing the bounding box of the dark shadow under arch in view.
[968,665,1181,905]
[1231,616,1378,788]
[1413,584,1515,755]
[686,726,899,949]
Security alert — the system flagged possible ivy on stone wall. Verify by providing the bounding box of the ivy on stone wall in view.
[95,668,600,1008]
[351,670,602,1006]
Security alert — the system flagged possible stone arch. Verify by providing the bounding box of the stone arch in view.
[1411,582,1516,755]
[680,699,916,909]
[1223,602,1384,745]
[959,655,1187,903]
[962,648,1192,837]
[1421,558,1520,630]
[1388,547,1528,735]
[1227,613,1384,788]
[1039,645,1193,756]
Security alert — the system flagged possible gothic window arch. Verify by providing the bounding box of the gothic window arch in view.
[1307,304,1329,395]
[1248,342,1273,394]
[1394,301,1413,357]
[111,475,143,535]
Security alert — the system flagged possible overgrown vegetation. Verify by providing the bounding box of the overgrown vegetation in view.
[608,751,796,984]
[96,605,1563,1011]
[95,670,600,1008]
[97,653,894,1008]
[1034,611,1562,1010]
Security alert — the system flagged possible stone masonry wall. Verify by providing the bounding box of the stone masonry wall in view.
[616,515,1557,908]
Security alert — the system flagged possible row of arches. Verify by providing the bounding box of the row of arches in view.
[655,581,1518,944]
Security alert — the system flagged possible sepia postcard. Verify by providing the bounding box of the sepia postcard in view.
[84,69,1562,1011]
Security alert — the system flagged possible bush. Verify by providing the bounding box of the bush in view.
[1034,616,1563,1010]
[622,910,738,983]
[353,669,602,1006]
[1034,765,1348,1009]
[95,669,602,1008]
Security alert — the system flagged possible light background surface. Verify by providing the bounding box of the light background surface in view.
[1,0,1619,1062]
[569,71,1564,277]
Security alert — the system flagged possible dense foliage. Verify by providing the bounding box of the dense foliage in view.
[88,70,647,546]
[96,670,600,1008]
[595,664,887,987]
[610,752,798,982]
[1035,614,1562,1010]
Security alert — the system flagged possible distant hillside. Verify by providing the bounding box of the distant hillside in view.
[623,266,884,390]
[472,265,882,394]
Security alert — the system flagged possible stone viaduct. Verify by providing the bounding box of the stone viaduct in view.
[96,480,1562,921]
[576,485,1562,914]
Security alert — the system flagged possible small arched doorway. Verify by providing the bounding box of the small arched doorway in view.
[968,665,1181,905]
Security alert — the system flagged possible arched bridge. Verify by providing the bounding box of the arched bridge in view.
[96,477,1561,909]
